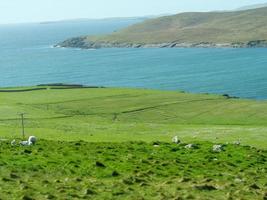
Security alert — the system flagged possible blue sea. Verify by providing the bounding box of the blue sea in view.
[0,19,267,99]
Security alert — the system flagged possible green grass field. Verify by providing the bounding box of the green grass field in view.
[1,86,267,148]
[0,86,267,199]
[0,140,266,199]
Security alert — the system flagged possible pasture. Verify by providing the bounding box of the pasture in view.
[0,86,266,199]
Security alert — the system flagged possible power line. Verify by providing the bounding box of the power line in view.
[18,113,26,139]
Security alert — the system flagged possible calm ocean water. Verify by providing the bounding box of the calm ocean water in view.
[0,19,267,99]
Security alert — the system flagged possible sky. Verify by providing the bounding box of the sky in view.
[0,0,267,24]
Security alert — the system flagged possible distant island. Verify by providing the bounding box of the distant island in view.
[56,7,267,49]
[40,16,150,25]
[236,2,267,11]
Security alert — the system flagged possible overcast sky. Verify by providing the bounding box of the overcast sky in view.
[0,0,267,24]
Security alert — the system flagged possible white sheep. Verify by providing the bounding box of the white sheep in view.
[172,136,181,144]
[213,144,223,152]
[28,136,37,144]
[20,136,37,146]
[20,141,29,146]
[11,139,16,146]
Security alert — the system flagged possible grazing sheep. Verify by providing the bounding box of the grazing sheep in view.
[11,139,16,146]
[20,141,29,146]
[20,136,37,146]
[28,136,37,145]
[172,136,181,144]
[213,145,223,152]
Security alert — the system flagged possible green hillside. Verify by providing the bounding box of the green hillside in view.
[1,87,267,199]
[58,7,267,48]
[1,86,267,148]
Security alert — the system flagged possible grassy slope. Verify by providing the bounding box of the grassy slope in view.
[0,140,266,199]
[0,87,267,148]
[87,7,267,44]
[1,87,267,199]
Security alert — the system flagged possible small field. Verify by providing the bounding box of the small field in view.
[0,140,266,200]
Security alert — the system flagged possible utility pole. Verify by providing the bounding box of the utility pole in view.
[18,113,26,139]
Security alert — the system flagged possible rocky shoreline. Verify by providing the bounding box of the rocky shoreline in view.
[55,37,267,49]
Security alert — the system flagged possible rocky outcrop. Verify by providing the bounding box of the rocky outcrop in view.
[55,37,89,49]
[55,37,267,49]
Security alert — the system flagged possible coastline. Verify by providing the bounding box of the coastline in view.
[55,37,267,49]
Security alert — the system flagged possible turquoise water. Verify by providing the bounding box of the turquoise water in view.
[0,20,267,99]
